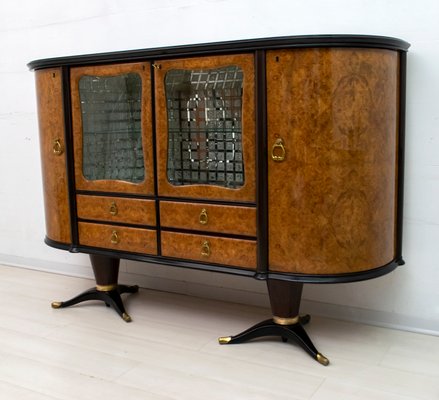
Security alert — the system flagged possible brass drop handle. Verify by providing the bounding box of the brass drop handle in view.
[201,241,210,257]
[53,138,63,156]
[271,138,286,162]
[109,202,118,216]
[199,208,208,225]
[110,231,119,244]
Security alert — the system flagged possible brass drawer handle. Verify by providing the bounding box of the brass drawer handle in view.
[201,241,210,257]
[271,138,286,162]
[53,138,63,156]
[199,208,208,225]
[110,231,119,244]
[109,202,118,216]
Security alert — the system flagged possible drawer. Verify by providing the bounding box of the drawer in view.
[78,222,157,254]
[77,195,156,226]
[160,201,256,236]
[161,231,256,269]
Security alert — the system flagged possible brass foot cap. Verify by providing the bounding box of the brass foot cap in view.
[273,315,300,326]
[96,283,118,292]
[218,336,232,344]
[122,313,132,323]
[51,301,62,309]
[316,353,330,366]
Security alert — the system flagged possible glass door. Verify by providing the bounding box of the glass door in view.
[71,62,154,195]
[154,54,256,202]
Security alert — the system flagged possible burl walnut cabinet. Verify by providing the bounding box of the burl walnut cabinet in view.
[29,35,409,365]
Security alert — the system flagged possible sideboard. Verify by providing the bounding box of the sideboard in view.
[29,35,410,365]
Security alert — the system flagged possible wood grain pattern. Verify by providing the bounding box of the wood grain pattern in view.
[35,68,71,244]
[71,62,154,195]
[77,195,156,226]
[161,231,256,269]
[154,54,256,202]
[78,222,157,255]
[267,48,399,274]
[159,201,256,236]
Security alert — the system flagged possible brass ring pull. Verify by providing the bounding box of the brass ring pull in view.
[110,231,119,244]
[53,138,63,156]
[199,208,208,225]
[109,202,118,216]
[271,138,286,162]
[201,241,210,257]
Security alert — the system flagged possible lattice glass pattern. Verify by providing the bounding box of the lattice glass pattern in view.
[79,73,144,182]
[165,66,244,188]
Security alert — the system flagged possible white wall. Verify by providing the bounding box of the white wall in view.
[1,0,438,334]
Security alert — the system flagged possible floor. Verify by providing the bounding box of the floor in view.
[0,265,438,400]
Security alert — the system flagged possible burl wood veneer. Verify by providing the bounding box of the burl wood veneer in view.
[78,222,157,255]
[161,231,257,269]
[77,195,156,226]
[267,48,399,274]
[35,68,71,244]
[160,201,256,236]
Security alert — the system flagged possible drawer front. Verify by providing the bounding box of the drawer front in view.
[77,195,156,226]
[161,231,256,269]
[78,222,157,254]
[160,201,256,236]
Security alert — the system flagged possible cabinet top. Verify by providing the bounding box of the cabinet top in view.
[28,34,410,70]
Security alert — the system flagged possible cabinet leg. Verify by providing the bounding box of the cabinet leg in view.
[51,254,138,322]
[218,280,329,366]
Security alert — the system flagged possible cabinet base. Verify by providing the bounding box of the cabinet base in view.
[51,254,138,322]
[219,280,329,365]
[51,284,139,322]
[218,315,329,366]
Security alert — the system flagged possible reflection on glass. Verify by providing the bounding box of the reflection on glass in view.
[79,73,144,182]
[165,66,244,188]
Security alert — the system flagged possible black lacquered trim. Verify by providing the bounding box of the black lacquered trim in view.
[75,190,156,200]
[255,50,268,275]
[44,237,254,275]
[157,196,256,207]
[160,226,256,241]
[65,244,257,278]
[77,219,157,231]
[266,258,404,284]
[45,236,74,251]
[150,62,162,256]
[61,66,79,246]
[395,52,407,260]
[28,35,410,70]
[44,236,403,284]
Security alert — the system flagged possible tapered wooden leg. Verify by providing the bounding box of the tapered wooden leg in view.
[218,279,329,366]
[51,254,138,322]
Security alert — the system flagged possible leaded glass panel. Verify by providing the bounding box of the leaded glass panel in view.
[79,73,144,182]
[165,66,244,188]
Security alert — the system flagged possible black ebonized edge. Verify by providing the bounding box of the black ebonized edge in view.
[395,51,407,261]
[44,237,404,284]
[159,226,256,241]
[61,66,79,246]
[75,190,256,207]
[76,219,157,231]
[267,258,404,284]
[75,190,155,200]
[255,50,268,276]
[28,35,410,70]
[150,62,162,256]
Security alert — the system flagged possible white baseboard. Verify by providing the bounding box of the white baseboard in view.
[1,253,438,336]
